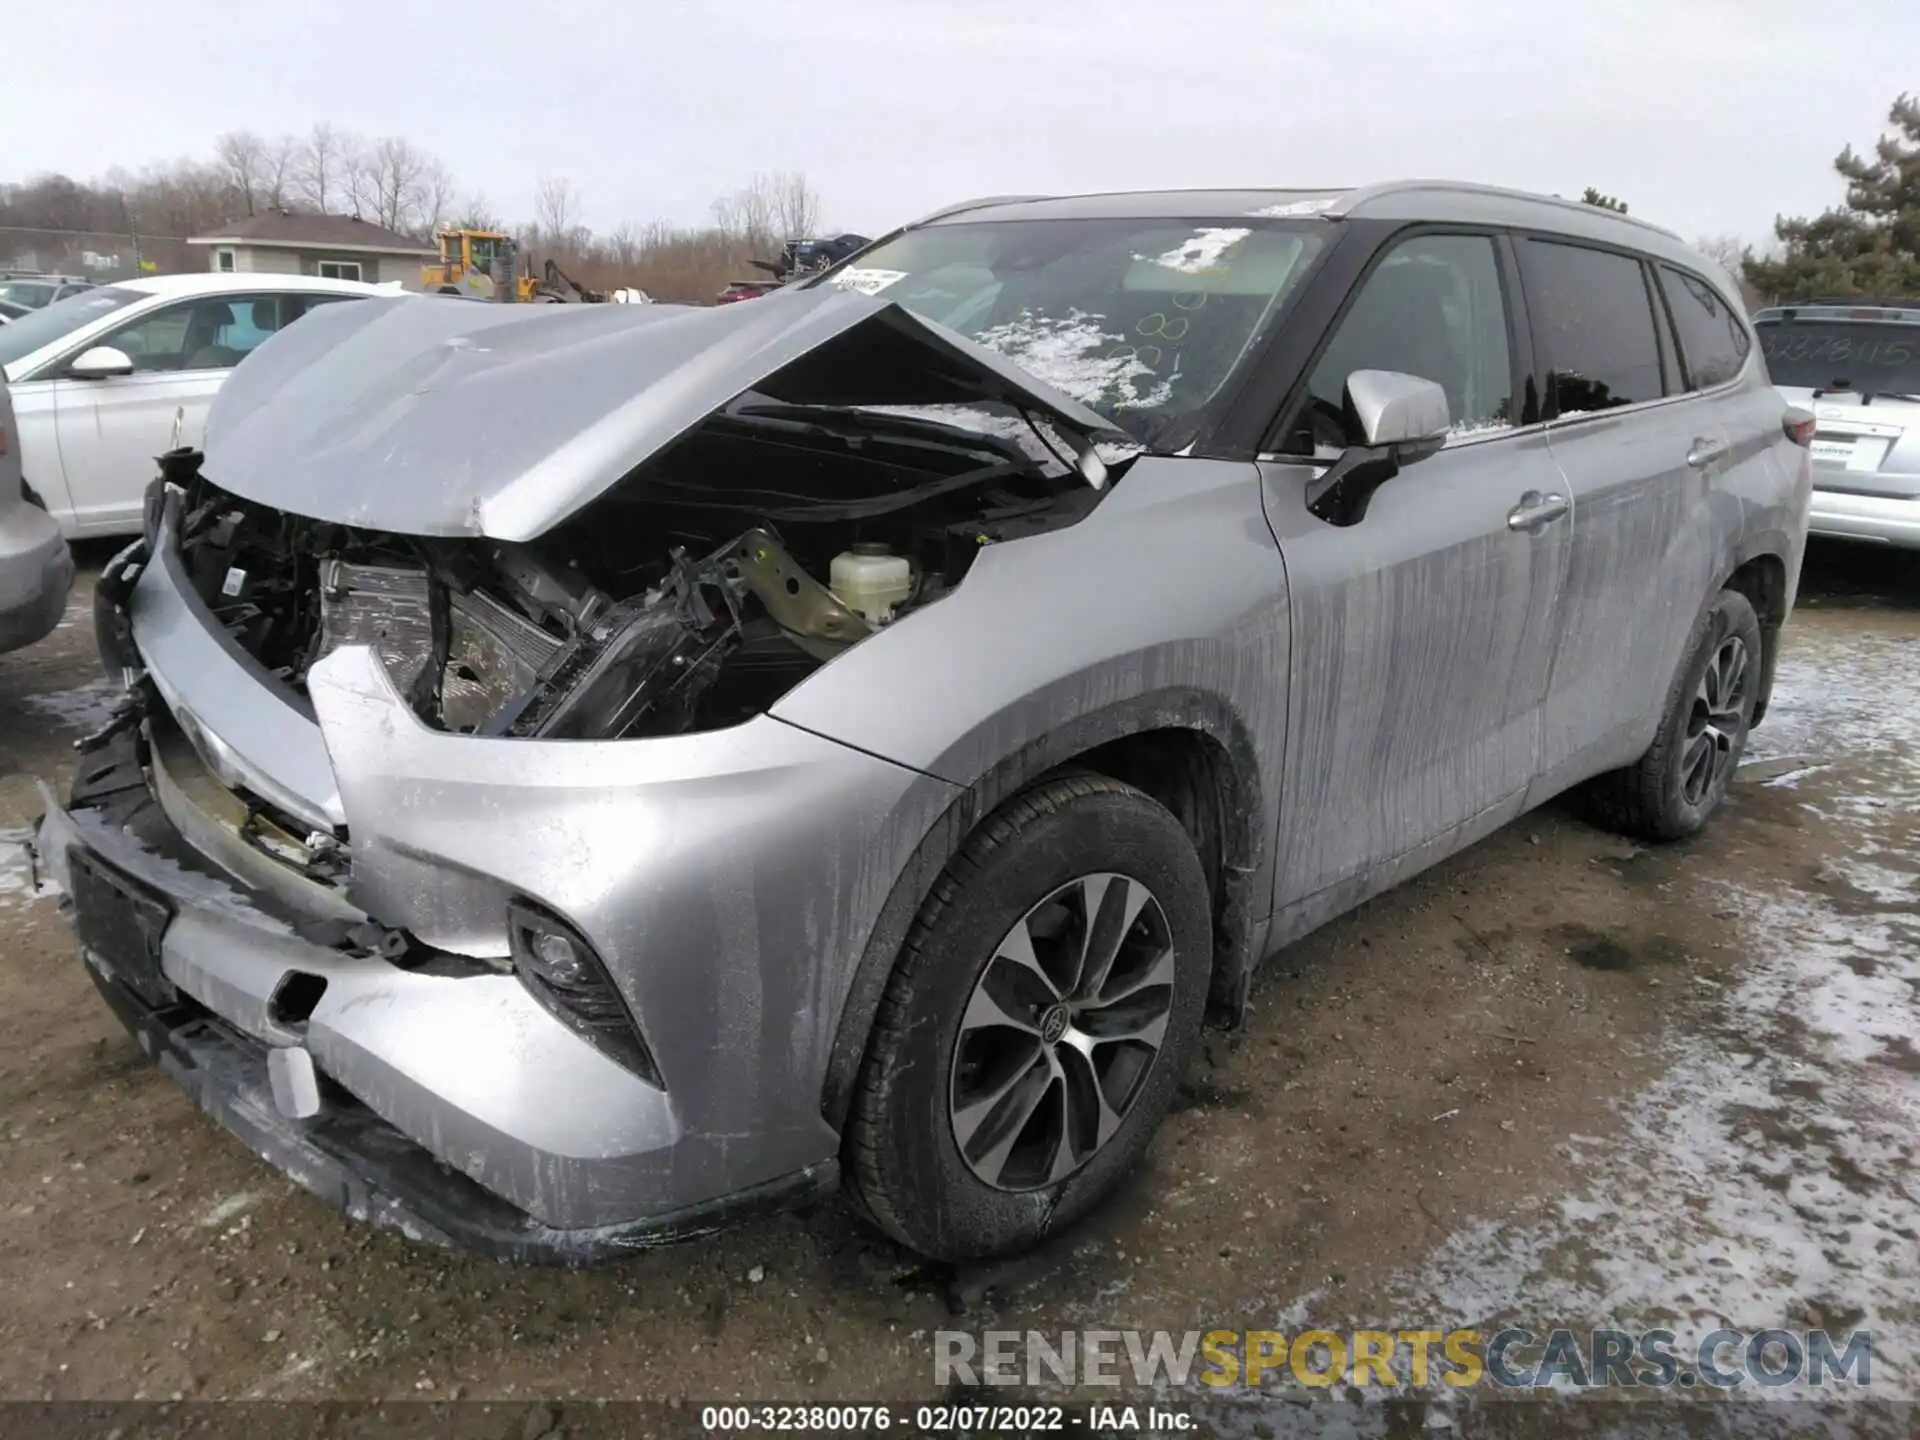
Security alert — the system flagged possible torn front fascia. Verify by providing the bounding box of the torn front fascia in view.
[93,538,150,687]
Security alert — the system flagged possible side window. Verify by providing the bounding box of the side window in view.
[1288,233,1513,453]
[1519,240,1664,416]
[1657,265,1751,390]
[316,260,362,281]
[99,296,271,374]
[281,293,358,323]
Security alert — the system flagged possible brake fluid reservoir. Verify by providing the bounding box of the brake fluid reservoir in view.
[830,544,914,624]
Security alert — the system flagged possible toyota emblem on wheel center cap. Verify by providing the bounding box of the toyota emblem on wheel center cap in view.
[1039,1003,1071,1044]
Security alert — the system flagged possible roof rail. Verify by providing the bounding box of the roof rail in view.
[1773,296,1920,309]
[1333,179,1683,241]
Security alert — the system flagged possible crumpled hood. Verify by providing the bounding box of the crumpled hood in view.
[202,287,1127,542]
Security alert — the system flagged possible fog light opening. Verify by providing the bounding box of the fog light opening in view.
[508,901,663,1088]
[268,971,329,1028]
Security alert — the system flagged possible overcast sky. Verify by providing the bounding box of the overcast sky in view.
[7,0,1915,245]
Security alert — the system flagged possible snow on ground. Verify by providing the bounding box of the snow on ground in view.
[1375,624,1920,1408]
[0,825,59,912]
[23,677,119,733]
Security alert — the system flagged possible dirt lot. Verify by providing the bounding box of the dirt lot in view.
[1,541,1915,1415]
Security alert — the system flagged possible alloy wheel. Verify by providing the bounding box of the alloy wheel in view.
[1681,633,1752,806]
[948,872,1177,1191]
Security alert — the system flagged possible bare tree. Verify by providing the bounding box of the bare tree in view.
[450,193,504,231]
[1695,233,1764,309]
[771,171,821,240]
[711,175,778,251]
[414,158,455,237]
[341,133,380,220]
[1693,233,1748,272]
[364,135,428,232]
[214,131,267,216]
[606,221,641,268]
[295,122,345,213]
[533,174,583,250]
[261,134,298,211]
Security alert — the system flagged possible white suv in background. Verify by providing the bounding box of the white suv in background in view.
[1754,299,1920,548]
[0,273,386,537]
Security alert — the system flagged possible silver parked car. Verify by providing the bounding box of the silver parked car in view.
[39,183,1812,1263]
[1752,299,1920,548]
[0,377,74,655]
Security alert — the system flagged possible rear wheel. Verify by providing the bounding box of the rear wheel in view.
[847,774,1210,1260]
[1588,588,1762,841]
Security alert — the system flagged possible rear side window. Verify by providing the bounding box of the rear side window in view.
[1658,266,1750,389]
[1519,240,1664,416]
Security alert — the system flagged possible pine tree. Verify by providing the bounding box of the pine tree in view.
[1744,94,1920,303]
[1580,187,1629,214]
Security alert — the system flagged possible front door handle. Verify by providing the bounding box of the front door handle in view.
[1507,490,1570,533]
[1686,436,1730,469]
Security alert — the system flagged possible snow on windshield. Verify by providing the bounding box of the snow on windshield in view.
[971,308,1173,414]
[1249,197,1338,218]
[1149,228,1253,275]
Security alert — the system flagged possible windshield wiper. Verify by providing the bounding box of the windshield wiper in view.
[1812,381,1920,404]
[727,400,1037,469]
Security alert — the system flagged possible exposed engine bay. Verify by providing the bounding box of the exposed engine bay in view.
[168,400,1108,742]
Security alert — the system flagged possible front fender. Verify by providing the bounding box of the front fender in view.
[771,455,1289,814]
[766,456,1294,1125]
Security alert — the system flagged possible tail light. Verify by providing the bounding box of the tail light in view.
[507,900,662,1087]
[1783,409,1816,448]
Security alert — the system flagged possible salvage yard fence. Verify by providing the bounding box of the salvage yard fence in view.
[0,226,199,282]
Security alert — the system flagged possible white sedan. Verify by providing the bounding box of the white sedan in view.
[0,273,387,537]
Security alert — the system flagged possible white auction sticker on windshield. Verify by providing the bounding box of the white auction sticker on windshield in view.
[833,268,908,295]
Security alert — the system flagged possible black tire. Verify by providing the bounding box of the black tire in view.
[847,773,1211,1260]
[1587,588,1763,841]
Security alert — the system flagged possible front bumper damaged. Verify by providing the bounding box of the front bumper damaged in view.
[37,730,836,1264]
[40,533,954,1263]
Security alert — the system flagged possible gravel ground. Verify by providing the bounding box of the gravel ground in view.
[1,540,1914,1428]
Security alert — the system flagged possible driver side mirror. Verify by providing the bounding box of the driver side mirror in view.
[68,345,135,380]
[1305,369,1451,527]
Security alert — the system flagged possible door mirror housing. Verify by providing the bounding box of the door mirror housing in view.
[1348,368,1451,448]
[1306,370,1453,527]
[68,345,135,379]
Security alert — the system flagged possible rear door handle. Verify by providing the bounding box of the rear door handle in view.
[1507,490,1570,533]
[1686,436,1730,469]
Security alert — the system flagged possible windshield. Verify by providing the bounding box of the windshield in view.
[0,280,58,309]
[0,286,143,372]
[1755,316,1920,395]
[823,217,1325,443]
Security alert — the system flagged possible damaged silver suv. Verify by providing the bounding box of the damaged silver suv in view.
[40,183,1812,1263]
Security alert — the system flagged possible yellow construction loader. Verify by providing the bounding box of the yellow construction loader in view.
[424,229,610,303]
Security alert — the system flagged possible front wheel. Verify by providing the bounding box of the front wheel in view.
[847,774,1211,1260]
[1588,588,1763,841]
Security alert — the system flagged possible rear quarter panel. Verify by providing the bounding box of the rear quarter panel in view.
[1721,372,1811,615]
